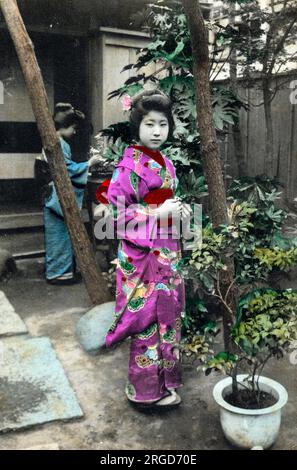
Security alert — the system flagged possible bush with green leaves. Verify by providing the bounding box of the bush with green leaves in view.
[233,288,297,352]
[182,195,273,296]
[183,177,296,292]
[195,288,297,408]
[228,177,286,241]
[254,247,297,270]
[181,177,297,360]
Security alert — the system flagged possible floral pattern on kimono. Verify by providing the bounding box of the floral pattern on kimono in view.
[106,146,185,403]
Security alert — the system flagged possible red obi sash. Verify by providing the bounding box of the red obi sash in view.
[96,181,173,211]
[96,178,111,205]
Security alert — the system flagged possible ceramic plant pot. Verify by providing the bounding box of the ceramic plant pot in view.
[213,374,288,449]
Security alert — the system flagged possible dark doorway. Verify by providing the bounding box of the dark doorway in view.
[53,35,90,162]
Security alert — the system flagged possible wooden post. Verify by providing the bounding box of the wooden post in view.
[182,0,237,351]
[0,0,111,305]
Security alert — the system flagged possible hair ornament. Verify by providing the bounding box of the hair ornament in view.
[121,95,133,111]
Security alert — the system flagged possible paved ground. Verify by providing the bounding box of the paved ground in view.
[0,258,296,450]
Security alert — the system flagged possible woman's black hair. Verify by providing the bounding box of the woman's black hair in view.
[129,89,175,140]
[53,103,85,130]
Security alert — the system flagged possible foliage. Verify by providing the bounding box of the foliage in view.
[181,177,297,393]
[100,139,128,166]
[187,224,228,293]
[97,0,246,207]
[181,333,214,364]
[211,0,297,85]
[204,352,238,376]
[233,288,297,354]
[183,177,297,291]
[100,122,132,145]
[181,295,209,336]
[195,288,297,408]
[184,196,265,292]
[228,177,286,241]
[254,247,297,270]
[210,1,297,178]
[228,177,291,283]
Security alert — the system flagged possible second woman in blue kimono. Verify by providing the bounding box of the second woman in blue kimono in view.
[42,103,97,285]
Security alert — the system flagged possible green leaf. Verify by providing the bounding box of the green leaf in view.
[147,38,166,50]
[164,40,185,61]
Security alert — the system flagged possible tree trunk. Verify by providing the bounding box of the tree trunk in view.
[229,1,246,177]
[182,0,237,352]
[0,0,111,305]
[263,78,274,178]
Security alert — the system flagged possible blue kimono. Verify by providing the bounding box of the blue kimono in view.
[43,138,88,280]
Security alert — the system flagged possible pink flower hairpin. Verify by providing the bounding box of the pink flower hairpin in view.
[121,95,133,111]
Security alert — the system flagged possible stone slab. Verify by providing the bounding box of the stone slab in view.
[0,290,28,336]
[0,336,83,433]
[21,443,60,450]
[76,301,115,355]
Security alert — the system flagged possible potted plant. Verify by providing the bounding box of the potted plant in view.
[182,287,297,449]
[180,180,297,449]
[208,288,297,449]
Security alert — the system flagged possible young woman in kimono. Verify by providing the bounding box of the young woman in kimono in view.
[42,103,99,285]
[105,90,192,407]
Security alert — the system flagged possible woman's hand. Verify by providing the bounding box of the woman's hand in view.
[88,155,102,168]
[155,198,183,219]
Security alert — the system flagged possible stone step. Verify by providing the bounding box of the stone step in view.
[0,225,111,263]
[0,212,43,231]
[0,208,90,231]
[13,250,45,260]
[0,230,45,257]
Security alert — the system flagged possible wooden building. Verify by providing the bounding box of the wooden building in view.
[0,0,154,207]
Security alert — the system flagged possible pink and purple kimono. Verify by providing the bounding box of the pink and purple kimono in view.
[106,146,185,403]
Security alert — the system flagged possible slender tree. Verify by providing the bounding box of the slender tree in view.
[261,2,297,177]
[0,0,111,305]
[182,0,238,351]
[213,0,297,178]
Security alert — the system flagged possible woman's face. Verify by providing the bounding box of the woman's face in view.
[138,110,169,150]
[59,124,77,140]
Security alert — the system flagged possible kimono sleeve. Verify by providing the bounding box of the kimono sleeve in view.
[60,139,88,186]
[44,140,88,217]
[107,166,158,250]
